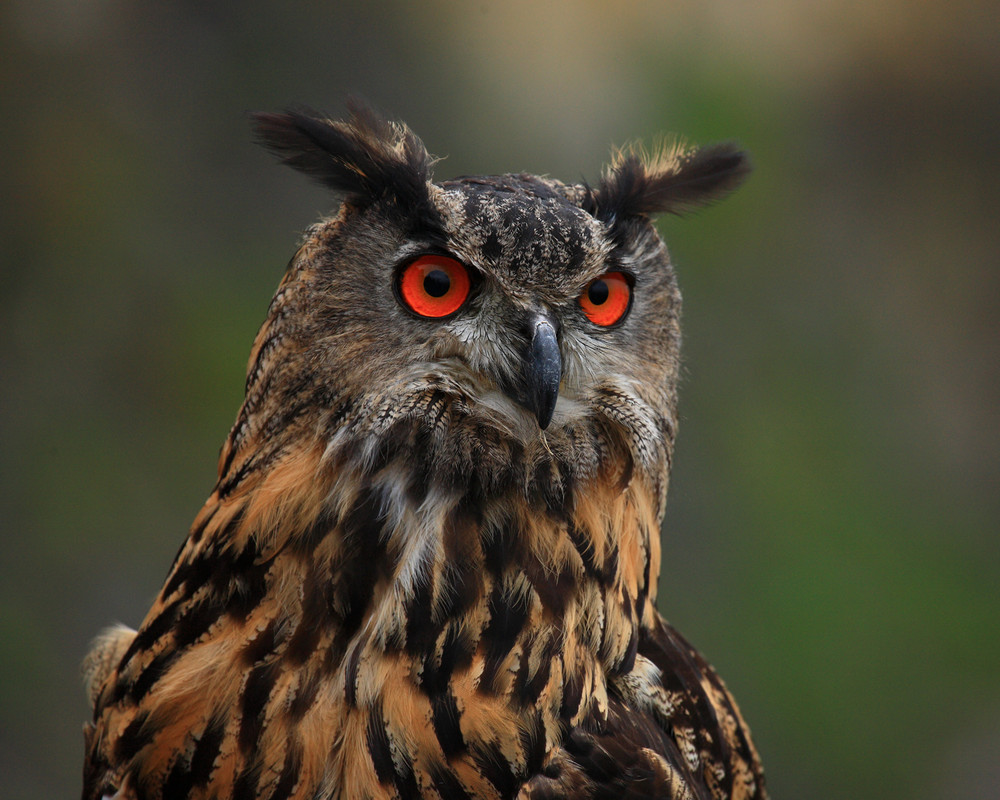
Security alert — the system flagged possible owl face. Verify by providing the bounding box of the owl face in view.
[238,104,748,505]
[302,174,674,428]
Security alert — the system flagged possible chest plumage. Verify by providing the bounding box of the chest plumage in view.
[82,102,764,800]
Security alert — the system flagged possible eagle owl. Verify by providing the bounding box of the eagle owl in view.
[82,102,764,800]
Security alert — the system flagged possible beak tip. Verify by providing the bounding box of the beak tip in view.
[536,405,555,430]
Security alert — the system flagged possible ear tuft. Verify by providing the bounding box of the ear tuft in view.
[586,141,751,224]
[251,99,435,208]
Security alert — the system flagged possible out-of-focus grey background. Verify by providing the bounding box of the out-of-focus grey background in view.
[2,2,998,798]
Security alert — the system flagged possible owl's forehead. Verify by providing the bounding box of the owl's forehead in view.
[431,175,610,291]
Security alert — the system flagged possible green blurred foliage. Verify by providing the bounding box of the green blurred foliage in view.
[1,2,997,798]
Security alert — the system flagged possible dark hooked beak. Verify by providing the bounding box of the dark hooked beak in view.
[524,314,561,429]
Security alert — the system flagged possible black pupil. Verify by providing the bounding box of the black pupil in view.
[588,279,609,305]
[424,269,451,298]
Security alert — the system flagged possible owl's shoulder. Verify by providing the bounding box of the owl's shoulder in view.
[521,612,767,799]
[632,613,769,799]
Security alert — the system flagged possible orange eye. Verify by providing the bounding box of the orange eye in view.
[398,255,471,318]
[579,271,632,326]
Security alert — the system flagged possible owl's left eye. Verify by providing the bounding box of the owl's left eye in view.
[579,271,632,326]
[397,255,472,318]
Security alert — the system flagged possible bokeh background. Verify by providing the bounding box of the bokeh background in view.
[2,1,998,798]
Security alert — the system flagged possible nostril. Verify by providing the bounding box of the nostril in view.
[523,312,560,343]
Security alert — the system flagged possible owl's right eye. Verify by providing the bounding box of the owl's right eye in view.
[397,255,472,318]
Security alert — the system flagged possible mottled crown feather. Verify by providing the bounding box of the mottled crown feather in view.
[586,141,751,224]
[251,99,436,209]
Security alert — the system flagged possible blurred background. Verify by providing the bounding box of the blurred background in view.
[2,1,998,798]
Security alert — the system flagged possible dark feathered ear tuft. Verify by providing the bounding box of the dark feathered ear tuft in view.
[251,99,435,209]
[586,141,750,224]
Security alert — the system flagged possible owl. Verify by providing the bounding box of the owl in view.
[82,101,763,800]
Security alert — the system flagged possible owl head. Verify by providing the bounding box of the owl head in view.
[220,102,748,522]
